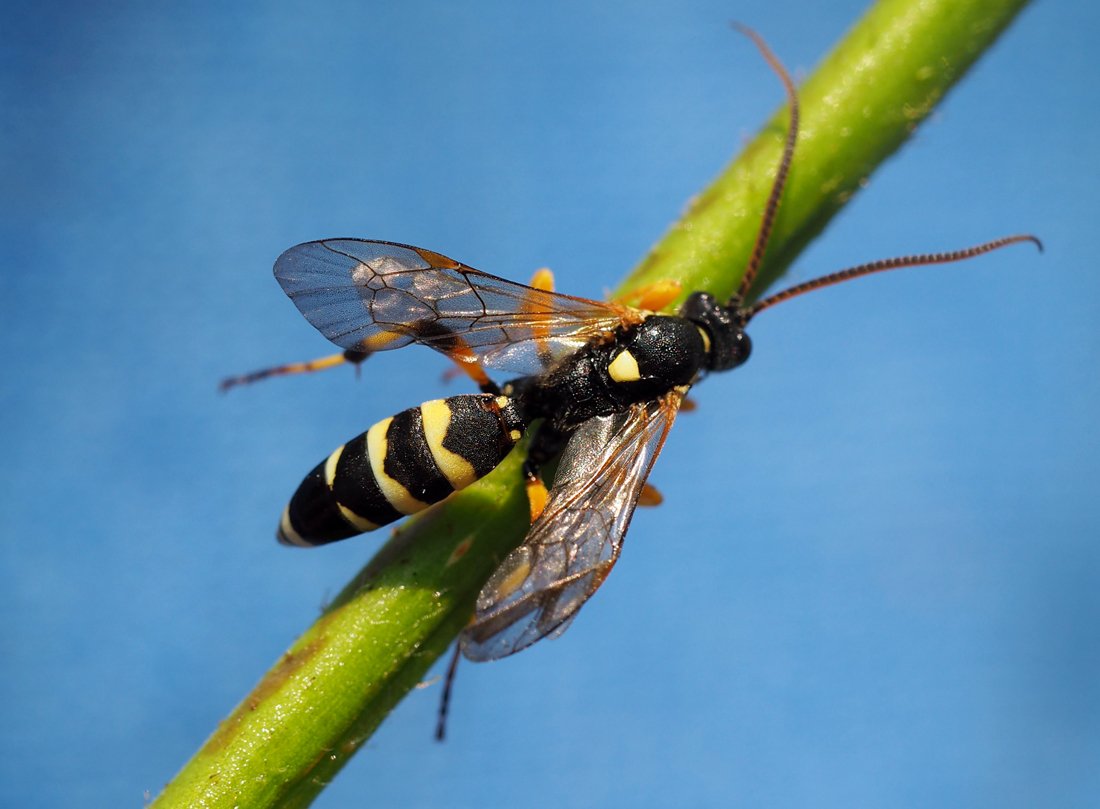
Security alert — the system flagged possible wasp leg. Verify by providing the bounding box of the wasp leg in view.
[220,349,370,392]
[522,422,570,523]
[509,242,582,512]
[524,473,550,523]
[528,267,554,292]
[444,354,500,395]
[441,267,557,394]
[523,268,556,372]
[637,483,663,507]
[435,640,463,741]
[439,365,468,385]
[613,279,682,312]
[428,329,499,394]
[437,347,499,393]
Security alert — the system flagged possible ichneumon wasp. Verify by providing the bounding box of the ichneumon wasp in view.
[228,27,1039,735]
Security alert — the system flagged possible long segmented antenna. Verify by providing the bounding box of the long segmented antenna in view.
[734,23,800,302]
[747,234,1043,319]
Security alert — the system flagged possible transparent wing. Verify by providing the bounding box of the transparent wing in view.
[274,239,637,375]
[461,388,687,661]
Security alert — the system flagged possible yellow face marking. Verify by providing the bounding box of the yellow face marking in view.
[337,503,379,533]
[323,444,345,488]
[695,326,712,354]
[607,349,642,384]
[494,396,509,409]
[278,506,309,547]
[367,417,430,515]
[509,429,522,442]
[420,399,478,490]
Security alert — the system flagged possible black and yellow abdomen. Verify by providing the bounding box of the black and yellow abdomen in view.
[278,394,527,546]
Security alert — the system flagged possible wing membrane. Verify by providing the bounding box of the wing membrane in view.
[274,239,636,375]
[461,388,686,661]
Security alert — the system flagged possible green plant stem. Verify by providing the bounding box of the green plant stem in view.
[619,0,1032,304]
[152,1,1031,806]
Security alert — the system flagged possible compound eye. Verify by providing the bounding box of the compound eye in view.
[731,331,752,367]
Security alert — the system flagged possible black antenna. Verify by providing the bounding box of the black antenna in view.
[733,23,800,302]
[747,235,1043,319]
[730,27,1041,317]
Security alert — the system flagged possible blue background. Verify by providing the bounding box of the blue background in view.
[3,1,1097,807]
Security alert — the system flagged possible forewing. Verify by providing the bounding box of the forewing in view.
[274,239,634,374]
[461,388,686,661]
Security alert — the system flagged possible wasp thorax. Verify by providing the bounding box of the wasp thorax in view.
[606,315,706,394]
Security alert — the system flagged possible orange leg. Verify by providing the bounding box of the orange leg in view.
[613,279,682,312]
[438,271,555,393]
[525,474,550,523]
[528,267,555,292]
[637,483,663,507]
[524,268,556,371]
[219,349,370,392]
[442,346,497,393]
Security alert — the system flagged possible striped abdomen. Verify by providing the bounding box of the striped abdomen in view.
[278,394,527,547]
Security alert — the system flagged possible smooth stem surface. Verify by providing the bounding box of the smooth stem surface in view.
[152,1,1031,806]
